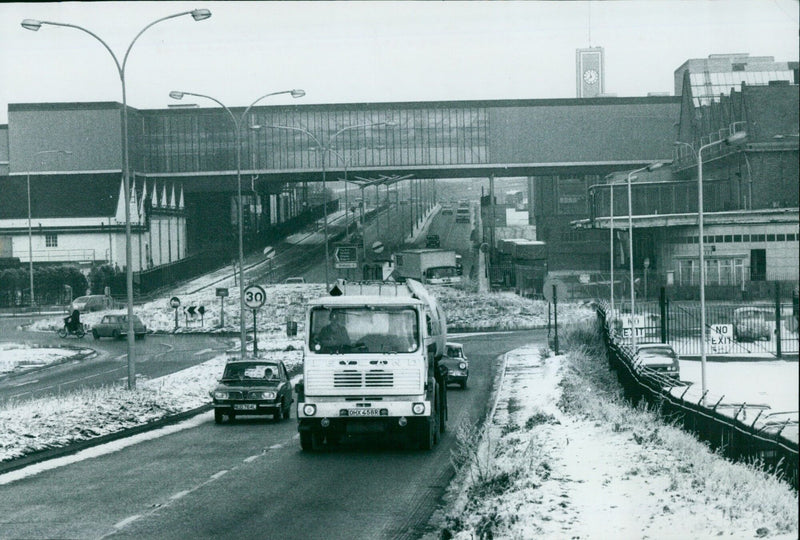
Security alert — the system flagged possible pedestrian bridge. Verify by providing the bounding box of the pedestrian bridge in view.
[139,96,680,190]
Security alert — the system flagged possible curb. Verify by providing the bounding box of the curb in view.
[0,404,212,476]
[0,347,96,382]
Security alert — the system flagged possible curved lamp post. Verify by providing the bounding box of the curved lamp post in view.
[22,9,212,390]
[625,162,664,350]
[263,121,396,288]
[696,131,747,404]
[27,149,73,306]
[170,89,305,358]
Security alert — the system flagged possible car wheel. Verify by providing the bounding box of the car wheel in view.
[461,380,467,390]
[214,410,223,424]
[111,329,120,340]
[92,329,99,340]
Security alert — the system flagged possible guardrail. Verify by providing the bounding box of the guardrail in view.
[597,303,798,490]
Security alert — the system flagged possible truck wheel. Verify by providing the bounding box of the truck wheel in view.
[214,410,223,424]
[460,380,467,390]
[300,431,314,451]
[282,402,291,420]
[420,418,435,450]
[439,383,447,434]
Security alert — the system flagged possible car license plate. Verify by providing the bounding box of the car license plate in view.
[348,408,379,417]
[234,404,257,410]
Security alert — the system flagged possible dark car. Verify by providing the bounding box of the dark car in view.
[71,295,113,313]
[211,360,293,424]
[441,342,469,389]
[91,314,147,339]
[633,343,680,382]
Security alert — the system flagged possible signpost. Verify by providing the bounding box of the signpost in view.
[216,287,229,328]
[243,285,266,355]
[543,278,567,355]
[170,296,180,331]
[334,245,358,269]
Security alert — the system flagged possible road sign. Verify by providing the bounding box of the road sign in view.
[243,285,267,309]
[263,246,276,259]
[216,287,229,297]
[543,279,567,303]
[372,241,384,254]
[334,245,358,269]
[169,296,181,309]
[709,323,733,353]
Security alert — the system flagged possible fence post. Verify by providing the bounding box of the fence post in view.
[774,282,782,359]
[660,286,667,343]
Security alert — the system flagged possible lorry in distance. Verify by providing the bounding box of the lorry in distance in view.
[394,249,462,285]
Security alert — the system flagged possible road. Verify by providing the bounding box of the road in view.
[0,330,545,540]
[0,317,233,402]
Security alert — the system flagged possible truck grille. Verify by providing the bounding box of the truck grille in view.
[308,368,420,394]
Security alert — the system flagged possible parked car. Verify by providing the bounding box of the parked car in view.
[284,277,306,284]
[210,360,293,424]
[733,307,771,342]
[91,314,147,340]
[441,342,469,389]
[633,343,680,382]
[70,295,112,313]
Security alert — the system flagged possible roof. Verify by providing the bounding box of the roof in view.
[307,296,423,307]
[0,173,121,219]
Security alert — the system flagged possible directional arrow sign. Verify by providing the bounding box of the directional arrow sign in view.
[187,306,197,316]
[334,245,358,269]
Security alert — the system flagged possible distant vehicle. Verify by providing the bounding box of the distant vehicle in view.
[633,343,680,382]
[441,204,454,215]
[441,342,469,389]
[284,277,306,284]
[455,206,471,223]
[394,249,461,285]
[732,307,771,342]
[91,314,147,340]
[211,360,294,424]
[70,295,113,313]
[57,322,86,339]
[425,234,441,248]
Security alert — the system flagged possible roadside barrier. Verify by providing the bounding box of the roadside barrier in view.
[596,303,798,490]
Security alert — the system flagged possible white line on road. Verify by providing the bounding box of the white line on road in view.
[169,490,191,500]
[113,515,142,529]
[268,444,283,450]
[210,470,228,480]
[114,355,126,361]
[243,455,260,463]
[194,348,213,356]
[12,379,39,387]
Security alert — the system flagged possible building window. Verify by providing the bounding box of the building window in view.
[556,177,587,215]
[45,234,58,247]
[678,257,745,286]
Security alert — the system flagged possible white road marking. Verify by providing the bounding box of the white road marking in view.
[268,444,283,450]
[243,455,260,463]
[169,490,191,500]
[114,355,126,361]
[113,515,142,529]
[194,348,213,356]
[210,470,228,480]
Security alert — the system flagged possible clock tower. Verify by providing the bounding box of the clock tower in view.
[576,47,605,98]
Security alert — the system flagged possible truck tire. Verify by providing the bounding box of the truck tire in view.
[420,418,435,450]
[439,382,447,434]
[300,431,314,451]
[214,410,223,424]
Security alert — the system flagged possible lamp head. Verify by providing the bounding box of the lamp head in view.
[290,89,306,98]
[169,91,185,100]
[725,131,747,146]
[21,19,42,31]
[190,9,212,21]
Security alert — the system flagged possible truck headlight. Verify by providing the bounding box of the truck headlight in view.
[458,362,467,370]
[303,404,317,416]
[412,403,425,415]
[214,391,228,399]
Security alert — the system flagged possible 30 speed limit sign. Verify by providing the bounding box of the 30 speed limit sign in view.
[243,285,266,309]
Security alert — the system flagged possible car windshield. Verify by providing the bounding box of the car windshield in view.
[222,363,279,382]
[446,346,463,358]
[309,306,419,354]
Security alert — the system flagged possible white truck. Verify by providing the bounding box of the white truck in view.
[296,279,448,451]
[394,249,462,285]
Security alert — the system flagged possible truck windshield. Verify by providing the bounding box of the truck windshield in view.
[426,266,458,279]
[309,307,419,354]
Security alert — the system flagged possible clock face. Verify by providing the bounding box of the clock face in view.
[583,69,598,85]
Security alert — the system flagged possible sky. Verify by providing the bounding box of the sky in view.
[0,1,798,124]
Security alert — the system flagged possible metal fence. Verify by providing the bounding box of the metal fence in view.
[597,304,798,489]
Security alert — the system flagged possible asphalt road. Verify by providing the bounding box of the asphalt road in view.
[0,316,234,402]
[0,330,545,540]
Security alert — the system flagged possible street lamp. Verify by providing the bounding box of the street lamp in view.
[263,121,396,287]
[170,89,305,358]
[27,149,72,306]
[23,8,212,390]
[696,131,747,403]
[626,162,664,350]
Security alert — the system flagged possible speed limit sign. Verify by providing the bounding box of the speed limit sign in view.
[243,285,266,309]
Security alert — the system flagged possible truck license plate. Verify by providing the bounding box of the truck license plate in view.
[234,404,257,410]
[348,408,380,417]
